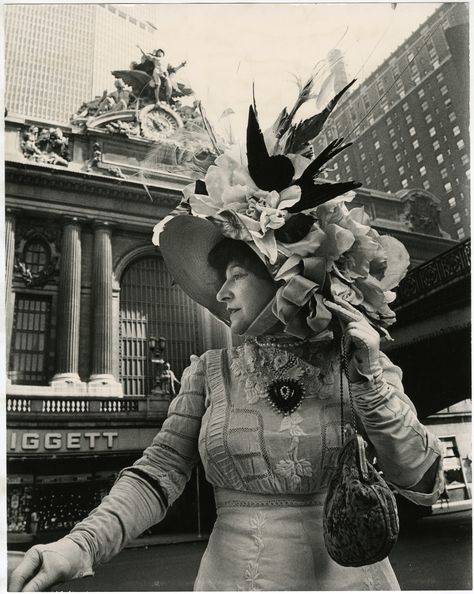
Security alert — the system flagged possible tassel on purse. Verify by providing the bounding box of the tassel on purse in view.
[323,338,400,567]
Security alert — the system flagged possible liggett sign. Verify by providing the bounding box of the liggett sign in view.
[8,430,119,452]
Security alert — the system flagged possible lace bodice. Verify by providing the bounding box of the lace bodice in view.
[197,340,348,495]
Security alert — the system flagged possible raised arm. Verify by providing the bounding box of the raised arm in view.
[343,316,444,505]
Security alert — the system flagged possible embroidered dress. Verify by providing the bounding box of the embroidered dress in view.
[68,340,444,591]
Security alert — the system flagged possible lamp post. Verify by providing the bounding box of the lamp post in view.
[148,335,167,397]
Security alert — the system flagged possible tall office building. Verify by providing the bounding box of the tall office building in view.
[314,3,469,240]
[5,4,158,124]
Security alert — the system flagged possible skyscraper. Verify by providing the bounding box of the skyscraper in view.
[314,3,469,240]
[5,4,158,124]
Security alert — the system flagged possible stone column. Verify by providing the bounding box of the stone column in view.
[5,209,17,369]
[88,221,122,395]
[51,217,84,388]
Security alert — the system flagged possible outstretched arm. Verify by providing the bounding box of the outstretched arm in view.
[9,354,207,591]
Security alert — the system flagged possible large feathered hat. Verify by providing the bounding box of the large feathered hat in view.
[155,76,410,339]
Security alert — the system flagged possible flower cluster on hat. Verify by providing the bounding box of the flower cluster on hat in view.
[153,75,410,339]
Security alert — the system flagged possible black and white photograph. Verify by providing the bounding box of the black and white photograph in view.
[3,1,471,591]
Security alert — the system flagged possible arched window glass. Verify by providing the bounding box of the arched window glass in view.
[119,256,204,397]
[24,239,50,274]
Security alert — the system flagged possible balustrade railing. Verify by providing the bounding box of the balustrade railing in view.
[99,399,139,413]
[396,239,470,307]
[6,398,31,413]
[7,395,159,416]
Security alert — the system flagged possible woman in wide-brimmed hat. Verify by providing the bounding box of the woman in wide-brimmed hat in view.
[10,80,444,592]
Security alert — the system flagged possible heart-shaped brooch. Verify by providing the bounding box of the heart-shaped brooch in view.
[267,378,306,416]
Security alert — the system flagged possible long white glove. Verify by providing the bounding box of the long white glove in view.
[8,537,93,592]
[333,299,444,504]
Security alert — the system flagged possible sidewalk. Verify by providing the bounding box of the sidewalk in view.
[126,532,209,549]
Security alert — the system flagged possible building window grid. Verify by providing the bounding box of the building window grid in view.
[10,295,52,385]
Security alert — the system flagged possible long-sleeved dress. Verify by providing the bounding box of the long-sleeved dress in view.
[66,339,444,591]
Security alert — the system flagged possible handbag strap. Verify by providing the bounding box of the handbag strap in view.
[339,336,358,444]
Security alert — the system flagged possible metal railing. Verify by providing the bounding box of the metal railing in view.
[395,238,470,307]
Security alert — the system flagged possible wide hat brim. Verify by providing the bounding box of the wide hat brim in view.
[159,216,230,325]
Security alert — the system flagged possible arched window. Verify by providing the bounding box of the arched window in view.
[119,256,204,397]
[24,238,50,274]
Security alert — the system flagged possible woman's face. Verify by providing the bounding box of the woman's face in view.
[216,261,276,335]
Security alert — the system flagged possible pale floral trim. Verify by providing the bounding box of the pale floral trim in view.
[274,412,314,490]
[239,511,267,591]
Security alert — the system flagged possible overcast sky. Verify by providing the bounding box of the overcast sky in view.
[128,2,442,139]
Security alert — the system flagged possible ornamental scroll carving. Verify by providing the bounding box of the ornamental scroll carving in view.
[399,189,450,238]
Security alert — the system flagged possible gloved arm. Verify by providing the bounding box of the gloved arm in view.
[341,312,444,505]
[67,354,207,567]
[9,538,93,592]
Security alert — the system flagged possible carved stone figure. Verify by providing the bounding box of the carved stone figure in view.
[87,142,102,172]
[112,47,192,108]
[20,126,70,167]
[97,79,135,114]
[20,126,43,159]
[135,47,187,105]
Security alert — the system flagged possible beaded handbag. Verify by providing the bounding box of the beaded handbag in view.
[323,340,399,567]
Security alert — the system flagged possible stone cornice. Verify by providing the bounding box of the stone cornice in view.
[5,160,183,207]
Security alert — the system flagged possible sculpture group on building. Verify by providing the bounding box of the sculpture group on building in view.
[71,45,193,125]
[20,126,70,166]
[68,46,219,177]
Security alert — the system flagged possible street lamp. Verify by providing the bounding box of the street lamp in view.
[148,335,167,396]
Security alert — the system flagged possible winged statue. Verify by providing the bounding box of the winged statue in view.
[112,47,193,106]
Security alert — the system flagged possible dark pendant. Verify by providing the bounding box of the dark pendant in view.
[267,378,305,416]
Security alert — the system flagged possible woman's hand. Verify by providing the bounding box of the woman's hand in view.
[9,538,89,592]
[324,297,382,383]
[343,315,382,383]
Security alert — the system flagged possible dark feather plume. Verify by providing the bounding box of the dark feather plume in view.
[294,138,352,196]
[287,181,362,213]
[271,74,315,143]
[284,79,356,154]
[246,105,294,192]
[274,213,315,243]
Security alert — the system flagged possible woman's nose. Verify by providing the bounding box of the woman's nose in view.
[216,280,231,303]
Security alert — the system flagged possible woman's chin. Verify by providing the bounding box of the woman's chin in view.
[230,320,249,336]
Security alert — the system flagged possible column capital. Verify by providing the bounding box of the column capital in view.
[61,215,86,227]
[92,219,115,232]
[6,207,22,220]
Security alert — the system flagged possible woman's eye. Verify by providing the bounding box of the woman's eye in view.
[232,271,247,280]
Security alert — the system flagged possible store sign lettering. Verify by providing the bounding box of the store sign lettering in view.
[8,431,118,452]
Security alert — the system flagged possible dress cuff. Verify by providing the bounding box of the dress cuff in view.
[55,535,95,579]
[389,453,445,506]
